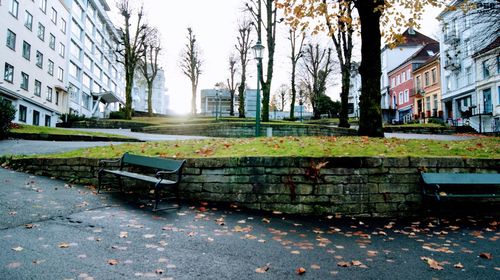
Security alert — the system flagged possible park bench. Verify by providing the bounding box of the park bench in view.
[420,172,500,220]
[97,152,186,211]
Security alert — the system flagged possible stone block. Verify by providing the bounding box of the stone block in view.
[363,157,383,168]
[378,183,417,193]
[383,157,410,168]
[294,184,313,195]
[257,194,291,203]
[316,185,343,195]
[295,195,330,204]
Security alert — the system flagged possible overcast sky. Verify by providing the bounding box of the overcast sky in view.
[109,1,442,114]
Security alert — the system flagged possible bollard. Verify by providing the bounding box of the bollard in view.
[266,127,273,137]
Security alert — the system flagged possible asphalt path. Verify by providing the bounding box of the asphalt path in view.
[67,128,208,142]
[0,168,498,280]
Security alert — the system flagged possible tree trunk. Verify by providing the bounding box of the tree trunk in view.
[147,81,153,117]
[191,82,197,115]
[338,64,350,127]
[238,83,246,118]
[290,67,296,119]
[124,70,133,119]
[354,0,384,137]
[229,90,235,116]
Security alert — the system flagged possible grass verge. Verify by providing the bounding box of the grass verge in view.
[26,136,500,159]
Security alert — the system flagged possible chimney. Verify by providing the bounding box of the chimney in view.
[408,19,415,35]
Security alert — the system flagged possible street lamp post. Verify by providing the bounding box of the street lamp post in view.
[252,40,265,137]
[214,84,221,121]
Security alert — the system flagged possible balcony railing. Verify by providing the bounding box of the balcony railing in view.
[444,33,460,45]
[444,59,461,71]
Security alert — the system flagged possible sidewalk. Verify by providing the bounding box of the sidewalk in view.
[0,167,498,280]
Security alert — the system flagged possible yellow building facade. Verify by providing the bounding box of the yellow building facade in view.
[413,55,442,122]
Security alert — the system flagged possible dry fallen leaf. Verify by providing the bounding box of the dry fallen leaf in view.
[119,232,128,238]
[262,218,271,224]
[255,263,271,273]
[58,243,70,248]
[107,259,119,265]
[351,260,363,266]
[479,252,493,260]
[454,263,464,269]
[24,224,34,229]
[421,257,444,270]
[296,267,306,275]
[291,250,300,255]
[337,261,351,267]
[155,269,164,275]
[12,246,23,252]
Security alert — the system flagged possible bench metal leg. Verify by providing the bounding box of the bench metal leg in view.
[97,169,103,194]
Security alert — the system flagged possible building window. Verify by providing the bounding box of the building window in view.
[60,19,66,34]
[4,63,14,83]
[59,43,65,58]
[34,80,41,96]
[424,72,430,87]
[70,40,81,59]
[22,41,31,60]
[20,72,29,90]
[48,60,54,75]
[9,0,19,18]
[55,91,59,105]
[69,62,80,79]
[404,89,409,103]
[398,92,403,105]
[426,97,431,112]
[46,87,53,102]
[497,56,500,74]
[38,23,45,41]
[83,54,92,69]
[51,8,57,24]
[45,115,51,127]
[32,110,40,126]
[6,29,16,50]
[24,11,33,30]
[18,105,27,122]
[465,67,472,85]
[36,51,43,68]
[84,36,93,52]
[401,71,406,83]
[83,73,91,89]
[416,76,421,91]
[49,34,55,50]
[431,68,437,84]
[433,95,438,113]
[82,93,91,109]
[57,67,64,82]
[39,0,47,13]
[483,61,490,79]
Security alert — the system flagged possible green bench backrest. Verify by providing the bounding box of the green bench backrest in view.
[122,153,185,171]
[421,173,500,185]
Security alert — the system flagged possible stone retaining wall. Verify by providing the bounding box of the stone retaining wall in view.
[383,126,455,134]
[4,156,498,217]
[136,123,357,137]
[71,120,153,129]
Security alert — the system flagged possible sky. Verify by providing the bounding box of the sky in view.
[109,0,443,114]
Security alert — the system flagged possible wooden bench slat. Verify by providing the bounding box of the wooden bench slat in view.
[421,173,500,185]
[102,170,176,185]
[123,153,183,171]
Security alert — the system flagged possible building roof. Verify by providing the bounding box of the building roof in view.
[472,36,500,58]
[414,53,440,73]
[388,43,440,75]
[382,28,437,51]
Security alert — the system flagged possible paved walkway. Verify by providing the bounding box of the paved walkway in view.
[385,133,477,141]
[0,167,498,280]
[0,139,123,156]
[67,128,208,142]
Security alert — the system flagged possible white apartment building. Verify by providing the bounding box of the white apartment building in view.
[348,62,361,118]
[380,29,436,123]
[472,37,499,133]
[64,0,124,118]
[133,69,170,115]
[1,0,70,127]
[200,88,260,118]
[438,0,499,132]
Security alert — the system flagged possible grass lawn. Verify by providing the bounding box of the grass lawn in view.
[33,136,500,159]
[11,125,132,139]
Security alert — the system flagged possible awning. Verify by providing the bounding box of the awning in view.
[92,91,124,105]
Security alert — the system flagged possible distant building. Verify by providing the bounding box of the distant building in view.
[65,0,125,118]
[132,69,170,115]
[200,88,261,118]
[1,0,71,127]
[348,62,361,118]
[438,0,499,132]
[380,28,437,123]
[413,54,442,122]
[471,37,500,132]
[388,43,440,123]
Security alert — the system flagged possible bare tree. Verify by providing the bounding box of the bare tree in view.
[116,0,148,119]
[275,84,289,111]
[227,55,238,116]
[139,27,161,117]
[180,28,203,115]
[288,28,305,119]
[300,43,335,119]
[246,0,281,122]
[235,21,253,118]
